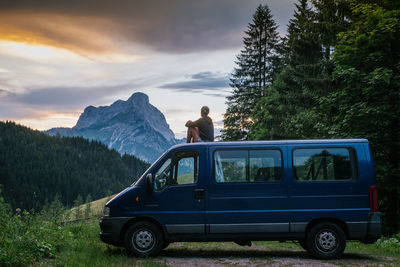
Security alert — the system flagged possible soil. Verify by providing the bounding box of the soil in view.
[155,242,399,267]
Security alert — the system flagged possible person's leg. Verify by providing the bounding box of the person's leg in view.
[186,127,192,143]
[192,127,200,142]
[186,127,200,143]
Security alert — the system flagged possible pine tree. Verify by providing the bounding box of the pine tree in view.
[287,0,322,68]
[73,194,83,220]
[41,194,64,223]
[85,194,92,219]
[311,0,351,60]
[249,0,324,140]
[0,121,150,212]
[249,0,351,141]
[222,4,283,140]
[319,2,400,234]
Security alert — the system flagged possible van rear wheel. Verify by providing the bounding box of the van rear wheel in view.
[306,222,346,259]
[124,222,164,257]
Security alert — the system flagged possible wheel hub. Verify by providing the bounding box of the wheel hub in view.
[134,230,154,250]
[316,231,337,251]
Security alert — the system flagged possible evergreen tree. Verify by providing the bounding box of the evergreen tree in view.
[311,0,351,60]
[227,0,399,234]
[249,0,350,141]
[0,187,10,228]
[249,0,326,140]
[0,121,150,212]
[222,4,283,140]
[287,0,322,67]
[41,194,64,224]
[318,2,400,234]
[85,194,92,219]
[73,194,83,220]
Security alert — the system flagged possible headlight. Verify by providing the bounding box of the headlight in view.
[103,206,110,217]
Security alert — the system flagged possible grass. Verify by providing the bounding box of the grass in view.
[177,172,195,185]
[42,193,400,266]
[68,194,116,220]
[33,219,399,267]
[2,191,398,267]
[35,220,167,267]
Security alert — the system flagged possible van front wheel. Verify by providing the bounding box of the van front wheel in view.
[306,222,346,259]
[124,222,164,257]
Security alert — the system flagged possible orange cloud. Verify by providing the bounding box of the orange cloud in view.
[0,0,271,54]
[0,12,129,57]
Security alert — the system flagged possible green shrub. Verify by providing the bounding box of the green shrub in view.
[375,232,400,253]
[0,189,74,266]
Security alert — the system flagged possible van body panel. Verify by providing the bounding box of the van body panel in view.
[139,147,207,236]
[99,139,381,249]
[205,145,289,235]
[287,143,371,228]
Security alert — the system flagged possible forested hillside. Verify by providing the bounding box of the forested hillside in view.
[0,121,149,211]
[223,0,399,234]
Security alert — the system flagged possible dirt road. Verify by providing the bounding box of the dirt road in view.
[154,242,399,267]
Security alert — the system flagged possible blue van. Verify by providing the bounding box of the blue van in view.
[99,139,381,259]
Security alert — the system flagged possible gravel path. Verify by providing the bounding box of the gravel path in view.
[154,242,398,267]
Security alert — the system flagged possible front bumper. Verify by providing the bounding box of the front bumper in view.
[99,217,132,246]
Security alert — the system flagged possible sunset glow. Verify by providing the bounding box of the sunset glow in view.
[0,0,295,136]
[17,112,81,131]
[0,41,84,62]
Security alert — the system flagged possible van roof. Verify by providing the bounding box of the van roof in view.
[171,139,368,150]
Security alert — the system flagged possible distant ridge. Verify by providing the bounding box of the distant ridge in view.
[46,92,180,162]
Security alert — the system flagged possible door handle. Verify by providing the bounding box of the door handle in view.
[194,189,205,199]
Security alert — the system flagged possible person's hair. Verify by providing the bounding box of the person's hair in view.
[201,106,212,124]
[201,106,209,117]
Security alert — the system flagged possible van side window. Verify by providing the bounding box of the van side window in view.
[174,155,198,185]
[154,151,199,191]
[250,150,282,182]
[214,149,283,183]
[215,150,247,183]
[293,148,357,181]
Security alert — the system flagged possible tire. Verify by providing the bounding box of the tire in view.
[124,221,164,257]
[298,239,308,251]
[306,222,346,259]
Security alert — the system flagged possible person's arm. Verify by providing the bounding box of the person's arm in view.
[185,118,201,128]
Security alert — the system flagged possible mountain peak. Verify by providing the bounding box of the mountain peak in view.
[46,92,179,162]
[128,92,149,104]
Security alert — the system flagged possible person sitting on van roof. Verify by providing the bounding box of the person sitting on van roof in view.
[185,106,214,143]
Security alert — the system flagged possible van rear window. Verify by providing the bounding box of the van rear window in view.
[214,149,282,183]
[293,148,357,181]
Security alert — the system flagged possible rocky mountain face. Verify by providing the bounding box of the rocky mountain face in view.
[46,92,180,163]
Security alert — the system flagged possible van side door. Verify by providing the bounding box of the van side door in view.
[145,148,206,236]
[206,146,290,236]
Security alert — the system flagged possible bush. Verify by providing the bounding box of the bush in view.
[0,189,74,266]
[375,232,400,252]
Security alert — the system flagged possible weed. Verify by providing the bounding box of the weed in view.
[1,189,399,266]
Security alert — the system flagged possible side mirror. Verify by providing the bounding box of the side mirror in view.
[146,173,154,193]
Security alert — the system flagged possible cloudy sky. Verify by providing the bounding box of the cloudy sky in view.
[0,0,296,138]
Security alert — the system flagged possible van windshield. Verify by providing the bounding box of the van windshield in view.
[130,151,169,186]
